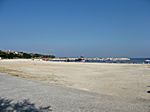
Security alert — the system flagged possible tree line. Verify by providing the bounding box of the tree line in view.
[0,50,55,59]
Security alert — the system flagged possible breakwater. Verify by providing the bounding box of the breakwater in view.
[48,58,150,64]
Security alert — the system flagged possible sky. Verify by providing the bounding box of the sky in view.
[0,0,150,57]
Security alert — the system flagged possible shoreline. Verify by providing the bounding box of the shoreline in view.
[0,59,148,65]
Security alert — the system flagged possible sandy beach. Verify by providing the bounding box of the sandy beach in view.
[0,59,150,101]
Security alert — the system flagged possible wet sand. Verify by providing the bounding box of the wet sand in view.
[0,59,150,101]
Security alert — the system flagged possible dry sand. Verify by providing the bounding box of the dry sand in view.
[0,59,150,101]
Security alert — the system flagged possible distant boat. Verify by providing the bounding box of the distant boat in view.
[144,59,150,64]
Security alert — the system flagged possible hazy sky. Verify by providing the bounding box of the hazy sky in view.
[0,0,150,57]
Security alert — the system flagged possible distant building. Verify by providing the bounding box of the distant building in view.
[14,52,19,54]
